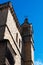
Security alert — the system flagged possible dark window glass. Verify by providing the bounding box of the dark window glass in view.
[16,33,18,43]
[19,39,20,47]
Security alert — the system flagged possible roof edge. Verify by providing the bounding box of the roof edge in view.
[0,1,20,32]
[0,1,11,8]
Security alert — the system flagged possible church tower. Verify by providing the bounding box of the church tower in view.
[21,18,34,65]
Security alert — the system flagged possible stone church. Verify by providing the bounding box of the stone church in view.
[0,1,34,65]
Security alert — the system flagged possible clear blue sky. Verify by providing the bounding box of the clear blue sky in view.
[0,0,43,64]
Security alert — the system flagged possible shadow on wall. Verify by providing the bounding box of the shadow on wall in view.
[0,24,16,65]
[6,47,15,65]
[0,9,8,40]
[0,39,15,65]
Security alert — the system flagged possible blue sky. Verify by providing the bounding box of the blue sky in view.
[0,0,43,64]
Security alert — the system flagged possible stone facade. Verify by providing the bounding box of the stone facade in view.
[0,2,34,65]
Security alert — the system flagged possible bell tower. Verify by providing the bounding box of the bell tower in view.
[21,18,34,65]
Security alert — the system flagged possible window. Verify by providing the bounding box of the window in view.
[19,39,22,48]
[19,39,20,47]
[16,33,18,43]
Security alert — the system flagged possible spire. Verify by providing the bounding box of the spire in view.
[24,18,29,24]
[21,18,31,27]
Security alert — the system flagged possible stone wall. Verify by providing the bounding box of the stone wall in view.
[4,9,22,65]
[0,7,22,65]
